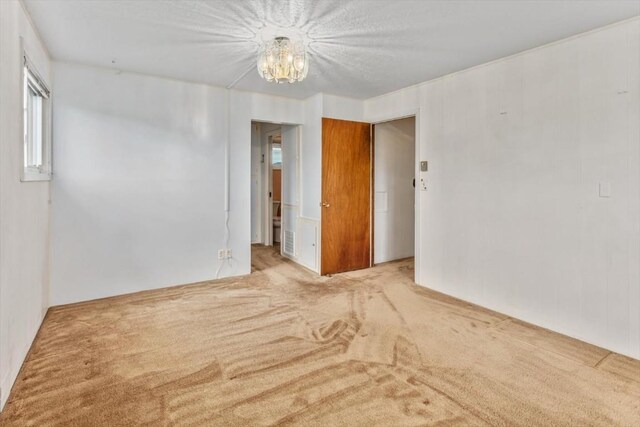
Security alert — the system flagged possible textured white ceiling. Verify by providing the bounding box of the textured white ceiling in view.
[24,0,640,99]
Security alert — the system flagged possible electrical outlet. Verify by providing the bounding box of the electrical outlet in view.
[218,249,232,260]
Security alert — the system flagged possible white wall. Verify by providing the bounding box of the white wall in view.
[0,0,51,409]
[374,117,415,263]
[323,94,365,123]
[51,63,229,305]
[51,65,309,305]
[365,18,640,359]
[293,96,323,272]
[300,95,323,222]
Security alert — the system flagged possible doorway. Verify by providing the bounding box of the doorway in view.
[373,117,416,264]
[319,116,416,275]
[250,122,281,248]
[250,122,301,260]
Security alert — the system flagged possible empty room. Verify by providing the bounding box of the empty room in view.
[0,0,639,425]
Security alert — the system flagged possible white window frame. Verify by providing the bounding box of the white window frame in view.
[21,50,52,182]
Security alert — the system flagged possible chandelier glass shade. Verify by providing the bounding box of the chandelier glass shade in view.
[257,36,308,83]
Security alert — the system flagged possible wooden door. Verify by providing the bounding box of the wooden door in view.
[321,118,371,275]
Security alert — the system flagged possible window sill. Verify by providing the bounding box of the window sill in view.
[21,170,51,182]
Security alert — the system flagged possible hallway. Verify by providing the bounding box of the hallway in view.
[1,246,638,425]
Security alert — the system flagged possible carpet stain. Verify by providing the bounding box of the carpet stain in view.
[1,246,638,426]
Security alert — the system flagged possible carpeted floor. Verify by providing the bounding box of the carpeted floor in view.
[1,245,639,426]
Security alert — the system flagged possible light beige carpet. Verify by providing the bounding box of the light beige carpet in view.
[1,246,638,426]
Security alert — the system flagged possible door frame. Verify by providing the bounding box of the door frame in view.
[250,119,306,270]
[368,109,421,284]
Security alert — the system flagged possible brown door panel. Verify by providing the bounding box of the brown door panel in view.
[321,118,371,275]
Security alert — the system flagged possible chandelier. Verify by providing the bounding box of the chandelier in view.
[257,36,308,83]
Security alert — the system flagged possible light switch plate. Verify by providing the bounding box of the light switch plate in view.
[599,182,611,198]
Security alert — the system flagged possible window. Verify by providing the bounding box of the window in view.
[272,145,282,167]
[22,56,51,181]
